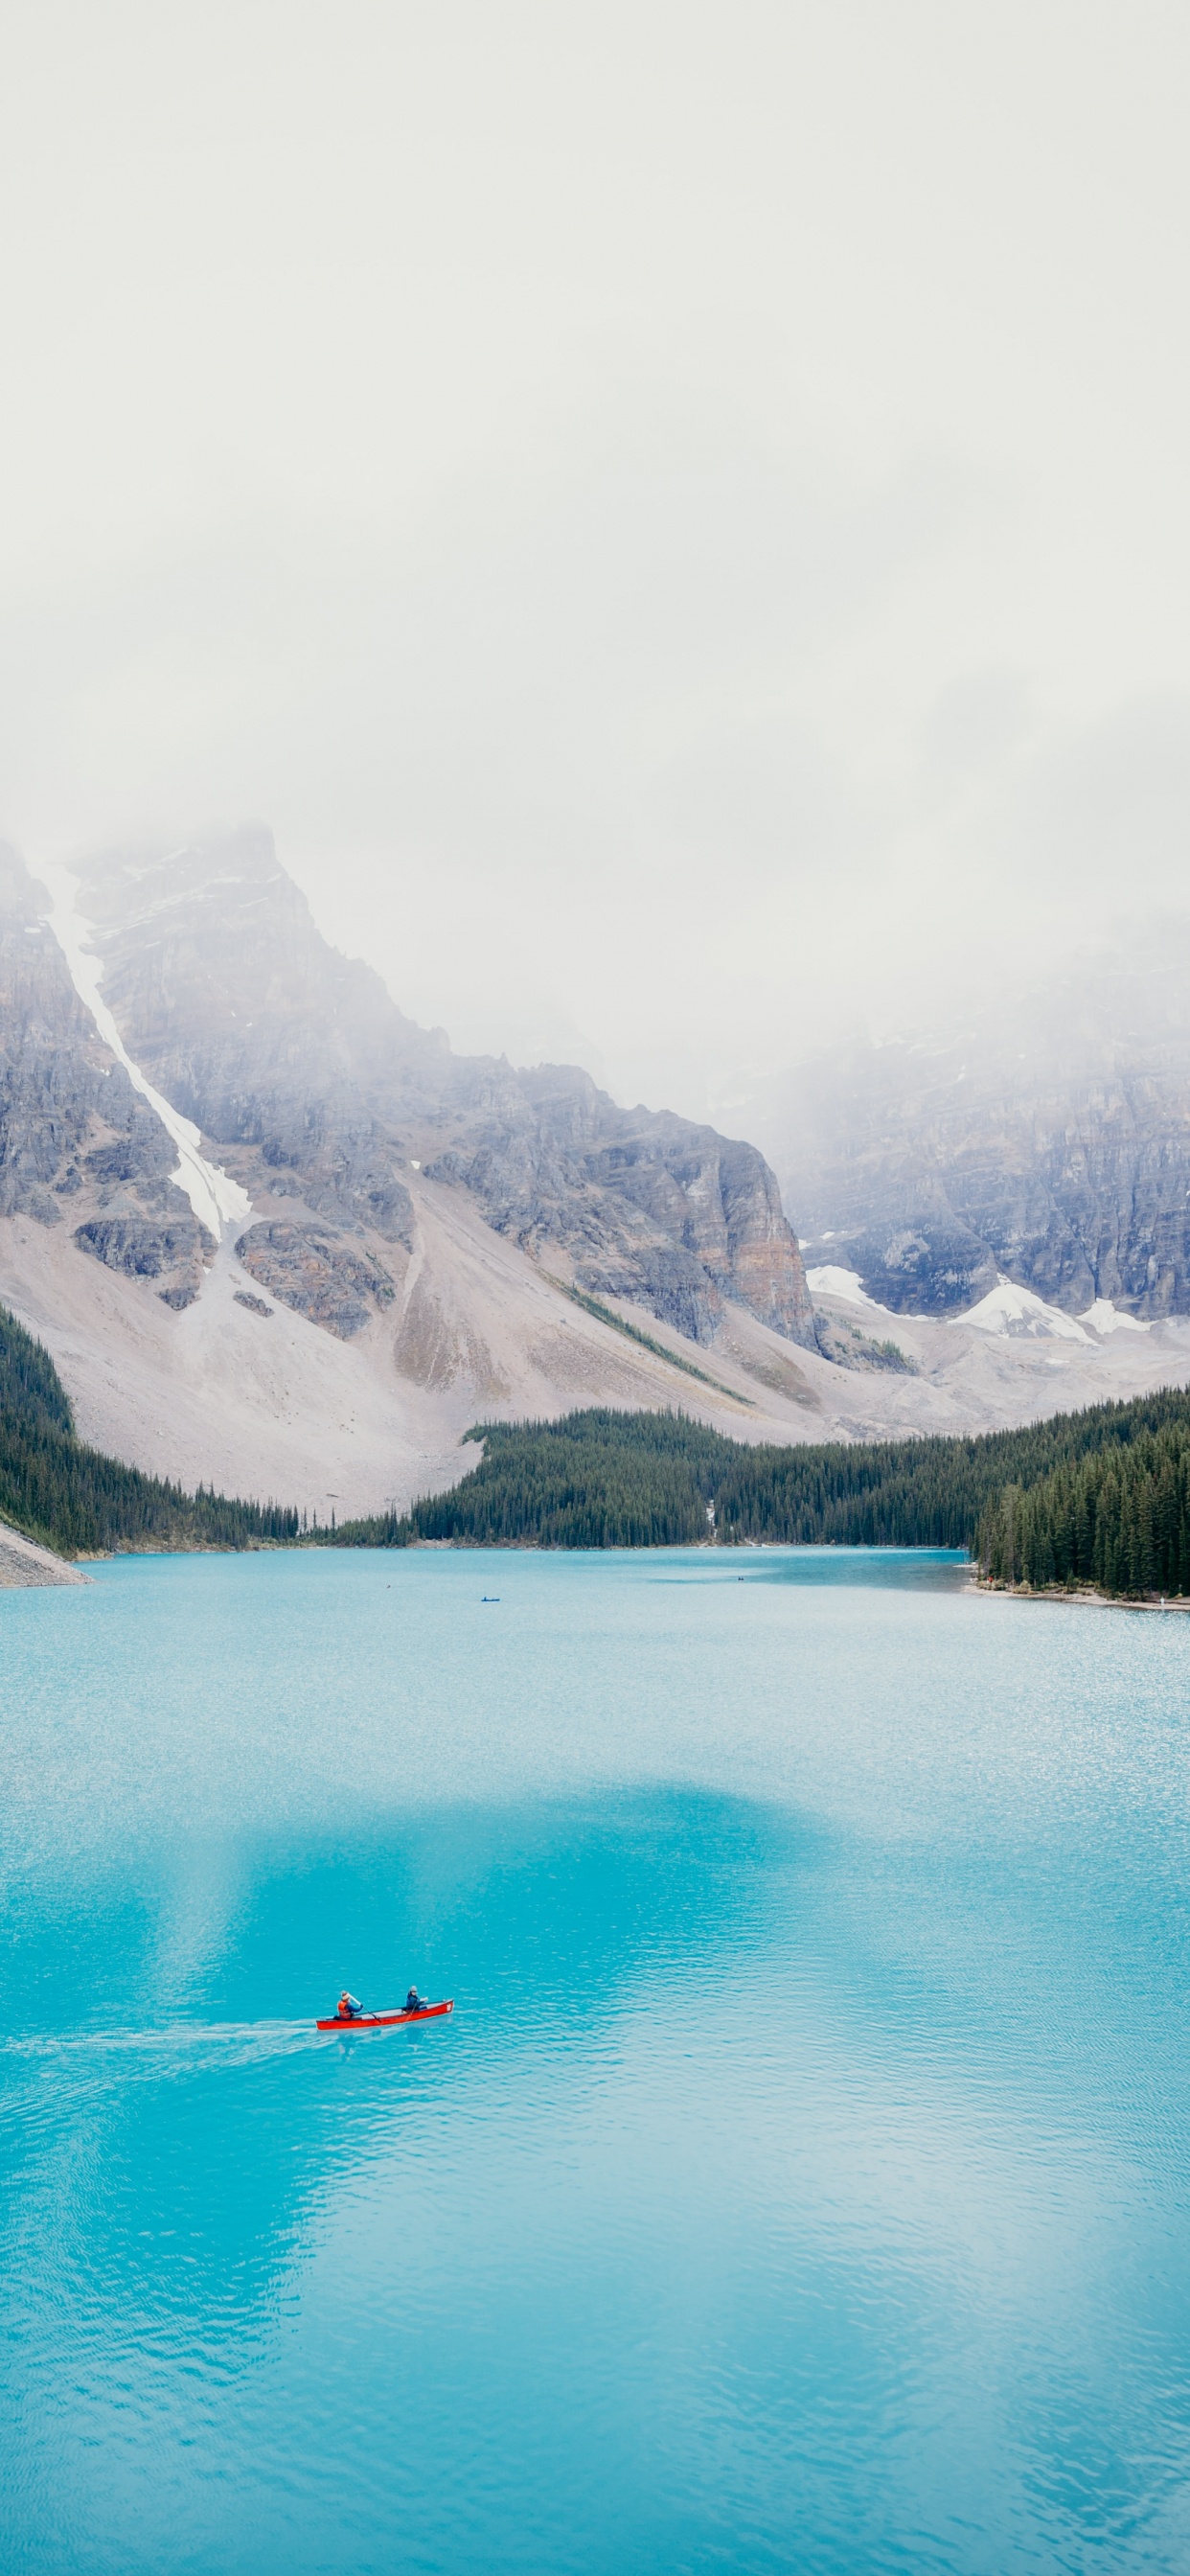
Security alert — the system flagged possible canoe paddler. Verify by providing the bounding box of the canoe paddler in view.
[404,1987,426,2013]
[337,1990,364,2020]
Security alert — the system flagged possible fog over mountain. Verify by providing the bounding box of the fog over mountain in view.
[2,5,1190,1116]
[1,5,1189,1525]
[0,824,1186,1532]
[66,828,815,1353]
[744,922,1190,1321]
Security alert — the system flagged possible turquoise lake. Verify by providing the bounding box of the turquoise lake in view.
[3,1546,1190,2572]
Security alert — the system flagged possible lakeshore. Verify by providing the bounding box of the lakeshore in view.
[975,1577,1190,1611]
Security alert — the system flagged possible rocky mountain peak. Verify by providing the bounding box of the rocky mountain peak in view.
[75,827,444,1088]
[66,830,816,1351]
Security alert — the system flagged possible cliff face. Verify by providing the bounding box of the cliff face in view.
[0,844,159,1223]
[0,846,211,1308]
[768,940,1190,1318]
[72,833,427,1248]
[72,831,816,1351]
[425,1070,813,1346]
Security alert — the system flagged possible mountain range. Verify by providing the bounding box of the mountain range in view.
[67,829,816,1352]
[1,830,1188,1525]
[753,927,1190,1322]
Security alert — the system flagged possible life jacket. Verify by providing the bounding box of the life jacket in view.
[338,1994,355,2017]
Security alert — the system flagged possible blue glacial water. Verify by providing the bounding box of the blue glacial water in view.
[2,1545,1190,2574]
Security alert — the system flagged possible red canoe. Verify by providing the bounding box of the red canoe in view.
[315,1999,454,2031]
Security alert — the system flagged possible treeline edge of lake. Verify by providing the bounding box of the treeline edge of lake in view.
[318,1389,1190,1598]
[4,1294,1190,1599]
[0,1303,299,1556]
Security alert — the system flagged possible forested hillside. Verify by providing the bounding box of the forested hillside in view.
[976,1426,1190,1598]
[321,1391,1190,1593]
[6,1283,1190,1596]
[0,1304,299,1556]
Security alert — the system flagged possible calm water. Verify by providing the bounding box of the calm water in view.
[2,1547,1190,2574]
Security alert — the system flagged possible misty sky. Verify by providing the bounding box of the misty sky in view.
[2,2,1189,1118]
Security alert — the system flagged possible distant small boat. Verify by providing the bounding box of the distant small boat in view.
[481,1596,500,1602]
[316,2000,454,2032]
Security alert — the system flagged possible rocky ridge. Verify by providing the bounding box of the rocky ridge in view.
[4,827,1188,1549]
[235,1222,397,1340]
[70,830,816,1353]
[760,932,1190,1320]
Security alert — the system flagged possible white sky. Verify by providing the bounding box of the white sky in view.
[2,1,1189,1116]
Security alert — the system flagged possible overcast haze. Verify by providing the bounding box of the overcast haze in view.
[2,2,1189,1116]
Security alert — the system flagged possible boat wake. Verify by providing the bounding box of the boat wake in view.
[3,2018,323,2071]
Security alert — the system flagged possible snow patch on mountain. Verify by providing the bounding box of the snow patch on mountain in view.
[1079,1299,1152,1336]
[806,1265,881,1307]
[957,1277,1094,1344]
[41,867,251,1242]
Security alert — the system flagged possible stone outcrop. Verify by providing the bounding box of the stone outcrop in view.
[427,1071,812,1346]
[235,1222,396,1339]
[75,1212,216,1309]
[72,830,817,1352]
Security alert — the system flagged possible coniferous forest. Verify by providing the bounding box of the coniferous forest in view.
[6,1289,1190,1597]
[0,1303,298,1557]
[320,1390,1190,1597]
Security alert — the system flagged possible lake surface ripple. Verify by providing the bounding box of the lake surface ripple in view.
[2,1547,1189,2573]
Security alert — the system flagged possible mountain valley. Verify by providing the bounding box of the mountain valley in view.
[1,832,1189,1528]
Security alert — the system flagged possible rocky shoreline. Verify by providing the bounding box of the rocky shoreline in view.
[974,1576,1190,1612]
[0,1522,88,1587]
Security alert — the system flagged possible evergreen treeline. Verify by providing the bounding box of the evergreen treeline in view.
[0,1303,299,1557]
[976,1425,1190,1598]
[416,1411,727,1549]
[8,1280,1190,1597]
[316,1391,1190,1593]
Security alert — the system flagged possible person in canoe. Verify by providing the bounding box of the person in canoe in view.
[337,1990,364,2020]
[404,1987,426,2013]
